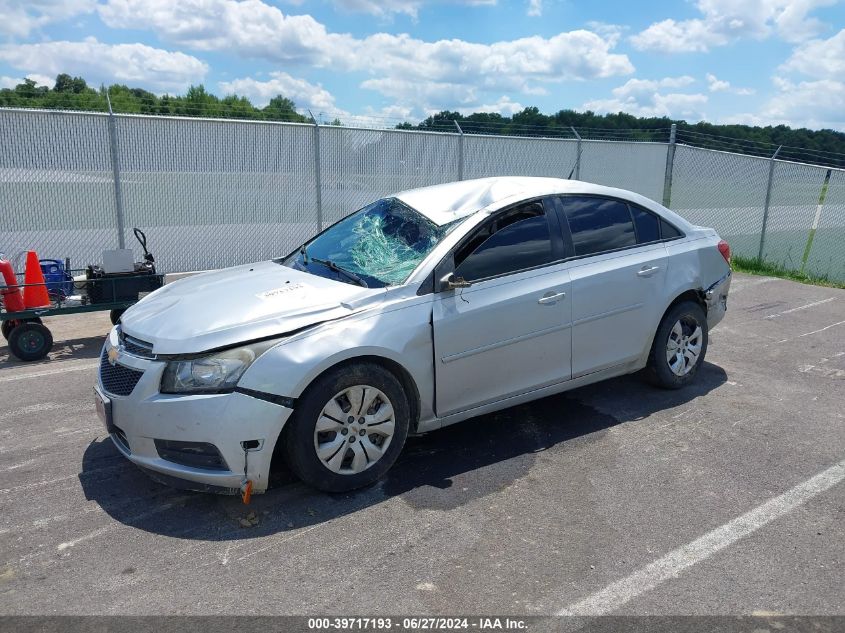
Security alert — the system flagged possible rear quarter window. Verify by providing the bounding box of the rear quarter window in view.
[661,218,683,239]
[630,205,661,244]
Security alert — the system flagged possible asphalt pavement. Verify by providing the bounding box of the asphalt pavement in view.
[0,272,843,618]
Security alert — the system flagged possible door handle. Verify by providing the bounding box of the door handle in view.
[538,291,566,305]
[637,265,660,277]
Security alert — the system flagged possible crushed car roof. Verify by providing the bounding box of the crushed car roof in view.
[393,177,665,226]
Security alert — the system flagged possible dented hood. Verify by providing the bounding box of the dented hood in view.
[119,261,379,355]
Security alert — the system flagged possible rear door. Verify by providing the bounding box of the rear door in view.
[556,196,669,377]
[432,199,572,416]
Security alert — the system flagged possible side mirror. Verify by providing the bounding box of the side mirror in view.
[440,272,472,291]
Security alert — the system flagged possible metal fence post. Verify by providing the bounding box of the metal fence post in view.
[662,123,676,208]
[758,145,782,261]
[454,120,464,181]
[105,91,126,248]
[309,110,323,231]
[570,126,582,180]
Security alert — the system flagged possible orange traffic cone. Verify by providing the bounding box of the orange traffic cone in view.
[23,251,51,308]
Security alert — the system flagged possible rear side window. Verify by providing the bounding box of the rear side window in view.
[661,219,683,239]
[454,202,553,281]
[630,205,661,244]
[561,196,636,256]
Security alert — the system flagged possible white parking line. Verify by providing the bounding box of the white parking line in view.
[557,457,845,616]
[775,320,845,344]
[0,361,98,383]
[765,297,836,319]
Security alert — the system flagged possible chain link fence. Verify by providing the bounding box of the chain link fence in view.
[1,109,843,282]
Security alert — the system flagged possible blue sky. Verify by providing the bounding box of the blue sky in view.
[1,0,843,130]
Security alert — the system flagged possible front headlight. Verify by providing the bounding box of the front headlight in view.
[161,347,257,394]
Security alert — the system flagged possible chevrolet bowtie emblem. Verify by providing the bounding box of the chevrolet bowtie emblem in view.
[107,346,120,366]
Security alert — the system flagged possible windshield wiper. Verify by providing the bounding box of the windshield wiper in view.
[302,248,368,288]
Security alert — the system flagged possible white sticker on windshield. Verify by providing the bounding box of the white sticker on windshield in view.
[256,283,305,300]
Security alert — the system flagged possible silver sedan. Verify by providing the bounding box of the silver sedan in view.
[95,177,732,496]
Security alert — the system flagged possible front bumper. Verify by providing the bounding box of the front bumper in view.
[96,332,293,494]
[705,270,731,330]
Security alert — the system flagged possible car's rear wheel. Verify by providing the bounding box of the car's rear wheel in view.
[646,301,708,389]
[283,362,410,492]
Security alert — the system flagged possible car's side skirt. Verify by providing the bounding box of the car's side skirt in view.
[418,359,642,433]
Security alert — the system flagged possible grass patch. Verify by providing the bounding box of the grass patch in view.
[732,255,845,289]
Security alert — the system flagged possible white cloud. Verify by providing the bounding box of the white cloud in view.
[631,0,837,52]
[739,28,845,131]
[706,73,730,92]
[705,72,754,94]
[98,0,633,100]
[0,38,208,93]
[781,28,845,79]
[527,0,542,17]
[26,73,54,87]
[585,21,627,47]
[0,74,50,89]
[219,71,336,110]
[759,77,845,130]
[330,0,496,18]
[361,78,479,108]
[332,0,422,18]
[461,95,524,116]
[614,76,696,95]
[584,76,708,120]
[0,0,96,39]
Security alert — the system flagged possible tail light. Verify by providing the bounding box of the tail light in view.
[717,240,731,264]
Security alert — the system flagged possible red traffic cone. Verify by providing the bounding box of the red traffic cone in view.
[0,257,25,312]
[23,251,51,309]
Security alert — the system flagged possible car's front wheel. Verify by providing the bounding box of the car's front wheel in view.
[283,362,410,492]
[646,301,708,389]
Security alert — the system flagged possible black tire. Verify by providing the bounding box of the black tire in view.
[2,317,42,342]
[110,308,126,325]
[283,362,410,493]
[1,320,15,341]
[8,322,53,361]
[646,301,708,389]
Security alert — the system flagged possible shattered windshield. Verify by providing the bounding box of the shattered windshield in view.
[282,198,458,288]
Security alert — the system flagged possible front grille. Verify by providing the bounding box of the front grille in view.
[118,327,155,359]
[100,348,145,396]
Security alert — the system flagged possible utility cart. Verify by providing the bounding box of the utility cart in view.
[1,269,165,361]
[1,229,164,362]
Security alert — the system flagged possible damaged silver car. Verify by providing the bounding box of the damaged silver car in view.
[95,177,732,495]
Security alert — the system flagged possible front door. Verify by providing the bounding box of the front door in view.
[432,200,572,417]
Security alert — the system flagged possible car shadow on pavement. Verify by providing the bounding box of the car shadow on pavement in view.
[79,362,727,541]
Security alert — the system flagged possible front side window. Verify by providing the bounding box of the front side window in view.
[282,198,458,287]
[561,196,636,256]
[454,201,553,282]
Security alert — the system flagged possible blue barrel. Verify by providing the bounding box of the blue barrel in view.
[39,259,74,297]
